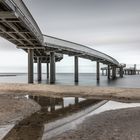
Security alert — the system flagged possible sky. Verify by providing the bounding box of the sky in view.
[0,0,140,72]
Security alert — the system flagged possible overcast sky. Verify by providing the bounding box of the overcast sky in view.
[0,0,140,72]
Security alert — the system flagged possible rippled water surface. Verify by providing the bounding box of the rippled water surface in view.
[0,73,140,88]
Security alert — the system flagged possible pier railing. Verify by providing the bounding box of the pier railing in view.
[44,35,120,66]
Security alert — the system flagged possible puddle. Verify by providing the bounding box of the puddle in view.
[0,124,15,140]
[2,96,101,140]
[2,95,140,140]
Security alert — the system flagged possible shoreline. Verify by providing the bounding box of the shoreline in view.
[0,83,140,102]
[1,83,140,140]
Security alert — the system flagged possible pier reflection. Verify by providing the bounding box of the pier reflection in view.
[3,96,101,140]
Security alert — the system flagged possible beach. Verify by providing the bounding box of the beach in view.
[0,83,140,102]
[1,83,140,140]
[0,94,41,125]
[48,107,140,140]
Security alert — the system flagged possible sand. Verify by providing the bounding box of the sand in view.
[0,94,41,140]
[0,83,140,102]
[1,83,140,140]
[0,95,41,125]
[48,107,140,140]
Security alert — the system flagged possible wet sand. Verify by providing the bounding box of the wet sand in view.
[0,83,140,102]
[0,94,41,139]
[1,83,140,140]
[0,95,40,125]
[48,107,140,140]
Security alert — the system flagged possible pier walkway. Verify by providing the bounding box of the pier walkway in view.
[0,0,124,83]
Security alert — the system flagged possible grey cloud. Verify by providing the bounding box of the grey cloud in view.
[0,0,140,66]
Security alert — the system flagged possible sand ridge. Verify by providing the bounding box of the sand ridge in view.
[0,83,140,102]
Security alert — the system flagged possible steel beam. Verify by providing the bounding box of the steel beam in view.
[0,23,25,45]
[74,56,79,82]
[96,62,100,81]
[5,22,35,46]
[37,57,42,81]
[17,46,45,49]
[0,12,15,19]
[28,49,34,83]
[50,52,55,83]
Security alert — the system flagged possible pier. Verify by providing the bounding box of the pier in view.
[124,65,140,75]
[101,64,126,79]
[0,0,124,84]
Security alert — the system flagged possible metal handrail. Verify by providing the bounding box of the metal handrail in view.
[44,35,120,66]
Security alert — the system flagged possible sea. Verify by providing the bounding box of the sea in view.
[0,73,140,88]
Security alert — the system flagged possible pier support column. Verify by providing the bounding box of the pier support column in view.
[50,52,55,84]
[74,56,79,82]
[37,57,42,81]
[47,63,49,79]
[120,67,123,78]
[101,70,104,76]
[105,69,108,76]
[112,66,116,80]
[96,62,100,81]
[108,65,110,79]
[28,49,34,83]
[50,98,55,112]
[75,97,79,104]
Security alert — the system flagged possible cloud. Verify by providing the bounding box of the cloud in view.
[0,37,19,52]
[0,0,140,72]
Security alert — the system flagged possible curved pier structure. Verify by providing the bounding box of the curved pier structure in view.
[0,0,124,83]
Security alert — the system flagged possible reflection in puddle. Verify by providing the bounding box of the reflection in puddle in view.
[3,95,140,140]
[0,124,15,140]
[3,96,101,140]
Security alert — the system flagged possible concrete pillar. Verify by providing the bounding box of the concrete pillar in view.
[124,70,126,75]
[101,70,103,76]
[50,98,55,112]
[108,65,110,79]
[50,52,55,83]
[75,97,79,104]
[74,56,79,82]
[105,69,108,76]
[37,57,42,81]
[120,67,123,78]
[28,49,34,83]
[134,64,136,75]
[62,99,64,108]
[47,63,49,79]
[112,66,116,80]
[96,62,100,81]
